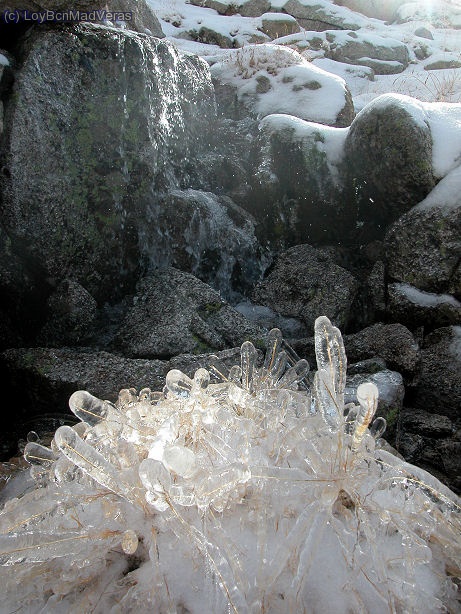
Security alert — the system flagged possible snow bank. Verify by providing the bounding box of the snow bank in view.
[210,44,350,124]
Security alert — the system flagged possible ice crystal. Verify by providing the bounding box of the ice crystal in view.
[0,317,460,613]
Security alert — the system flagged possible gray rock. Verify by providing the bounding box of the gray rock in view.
[260,13,300,39]
[385,168,461,298]
[333,0,405,22]
[192,26,234,48]
[387,282,461,329]
[188,0,240,15]
[0,346,169,413]
[140,189,267,299]
[252,244,359,332]
[366,260,386,317]
[412,326,461,421]
[344,323,420,377]
[399,407,453,438]
[352,58,405,75]
[115,269,266,358]
[0,24,215,307]
[239,0,271,17]
[414,26,434,40]
[326,30,410,72]
[343,94,435,238]
[109,0,165,36]
[424,58,461,71]
[36,279,98,346]
[282,0,363,30]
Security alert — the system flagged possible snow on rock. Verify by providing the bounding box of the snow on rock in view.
[260,12,301,38]
[388,282,461,328]
[325,28,410,73]
[209,44,353,125]
[260,113,349,176]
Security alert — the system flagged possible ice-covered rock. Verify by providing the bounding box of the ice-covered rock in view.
[0,24,215,307]
[0,317,459,612]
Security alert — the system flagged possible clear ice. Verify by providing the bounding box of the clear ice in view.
[0,316,459,613]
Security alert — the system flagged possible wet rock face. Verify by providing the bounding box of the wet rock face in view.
[0,24,215,307]
[139,189,268,299]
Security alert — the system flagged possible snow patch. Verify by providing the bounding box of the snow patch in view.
[394,282,461,308]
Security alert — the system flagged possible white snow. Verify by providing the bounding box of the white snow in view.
[0,54,9,67]
[210,44,349,124]
[394,282,461,308]
[416,163,461,210]
[424,102,461,176]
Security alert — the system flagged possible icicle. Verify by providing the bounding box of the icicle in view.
[165,369,193,398]
[314,315,346,414]
[54,426,143,507]
[241,341,257,392]
[352,382,379,453]
[24,442,56,467]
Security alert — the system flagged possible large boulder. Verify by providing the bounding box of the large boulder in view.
[411,326,461,422]
[114,269,266,358]
[252,244,358,332]
[281,0,367,30]
[0,24,215,314]
[385,165,461,298]
[343,94,436,238]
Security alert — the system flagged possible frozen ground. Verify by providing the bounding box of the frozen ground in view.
[147,0,461,111]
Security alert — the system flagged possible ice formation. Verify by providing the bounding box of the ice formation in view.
[0,316,460,613]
